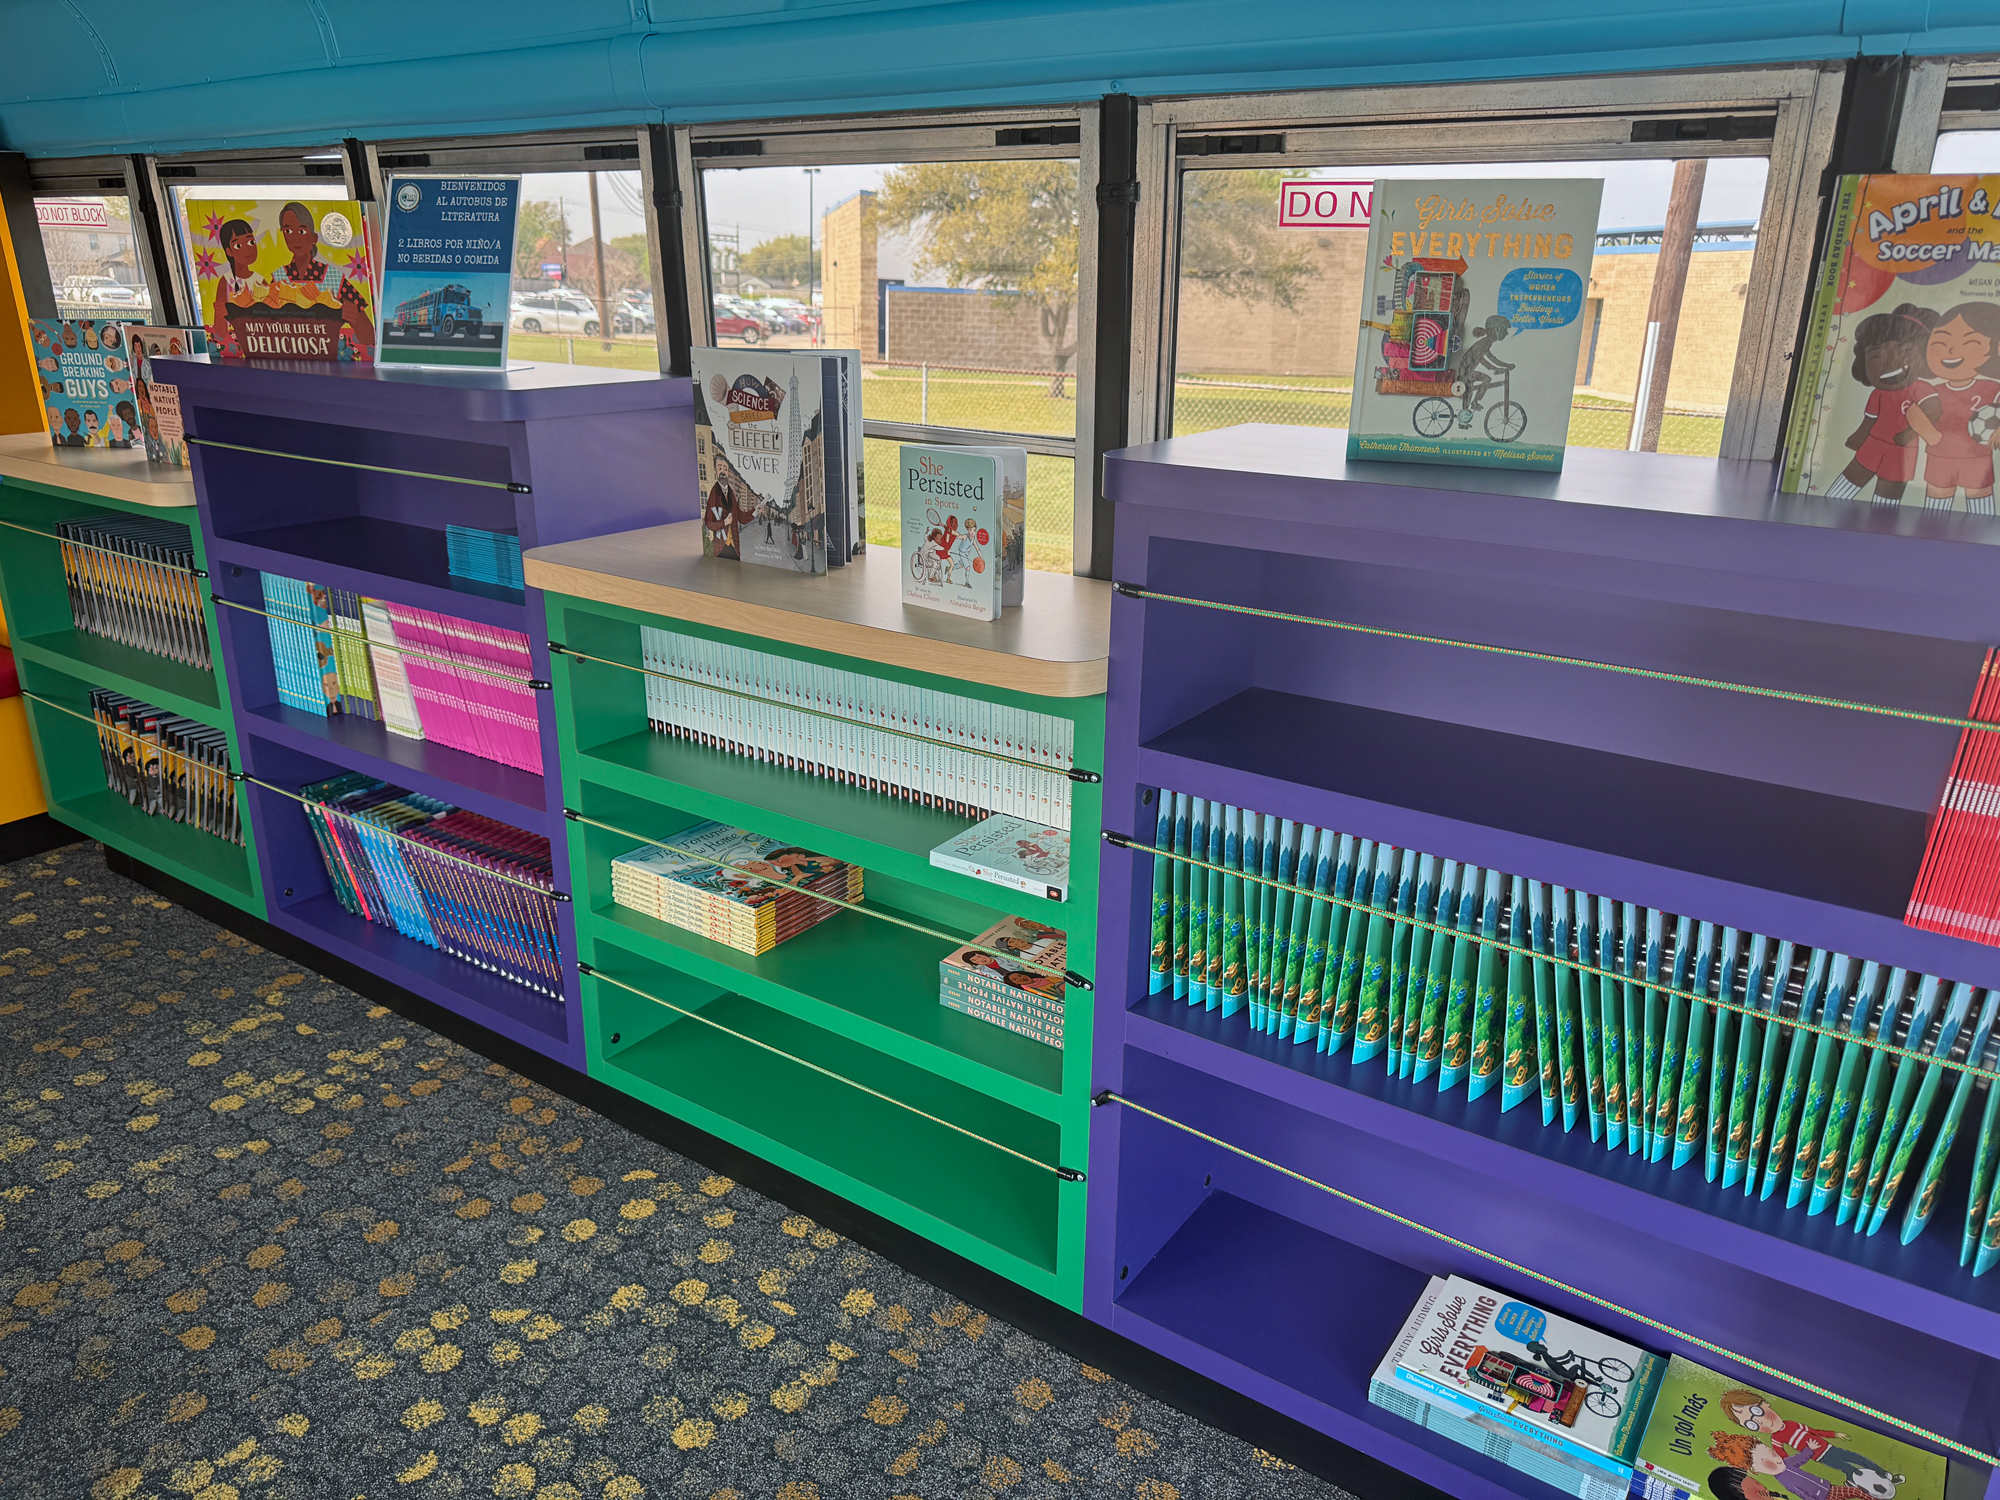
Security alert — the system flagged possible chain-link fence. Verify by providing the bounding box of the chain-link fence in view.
[860,361,1078,436]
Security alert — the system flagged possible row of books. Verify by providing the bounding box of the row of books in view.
[609,821,861,957]
[58,515,211,670]
[1376,1274,1944,1500]
[640,625,1075,828]
[298,774,561,998]
[693,349,863,576]
[446,524,524,591]
[262,573,543,774]
[940,914,1065,1047]
[90,689,241,845]
[1906,645,2000,945]
[1145,788,2000,1272]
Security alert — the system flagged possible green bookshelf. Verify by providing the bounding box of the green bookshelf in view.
[530,520,1109,1309]
[0,435,262,913]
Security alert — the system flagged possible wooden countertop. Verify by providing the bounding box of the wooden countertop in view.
[0,432,196,508]
[525,520,1110,698]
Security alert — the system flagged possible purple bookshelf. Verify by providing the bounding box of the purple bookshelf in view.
[165,355,694,1069]
[1090,426,2000,1500]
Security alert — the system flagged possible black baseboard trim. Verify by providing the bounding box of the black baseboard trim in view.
[102,843,1436,1500]
[0,813,81,866]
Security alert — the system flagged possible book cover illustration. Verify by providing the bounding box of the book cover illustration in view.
[1396,1274,1663,1471]
[126,325,208,467]
[940,914,1067,1045]
[691,349,828,574]
[901,444,1002,620]
[32,319,138,448]
[625,821,849,911]
[1630,1356,1945,1500]
[1781,175,2000,509]
[183,198,376,361]
[1349,179,1603,472]
[377,175,519,368]
[930,813,1069,902]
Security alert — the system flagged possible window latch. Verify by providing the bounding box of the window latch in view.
[1097,181,1141,209]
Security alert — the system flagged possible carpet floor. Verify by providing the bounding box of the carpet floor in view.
[0,840,1358,1500]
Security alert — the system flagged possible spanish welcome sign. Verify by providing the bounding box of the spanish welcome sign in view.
[377,175,520,369]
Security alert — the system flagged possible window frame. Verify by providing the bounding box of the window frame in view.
[682,105,1102,573]
[1898,54,2000,167]
[1133,64,1846,463]
[24,153,176,322]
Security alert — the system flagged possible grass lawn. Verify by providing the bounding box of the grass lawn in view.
[864,439,1074,576]
[509,332,659,372]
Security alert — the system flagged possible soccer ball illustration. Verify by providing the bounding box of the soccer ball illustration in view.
[1972,403,2000,446]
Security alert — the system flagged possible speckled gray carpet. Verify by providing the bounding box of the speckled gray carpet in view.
[0,839,1358,1500]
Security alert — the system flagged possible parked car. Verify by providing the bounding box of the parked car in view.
[510,292,605,336]
[60,274,139,307]
[713,309,763,343]
[619,297,655,333]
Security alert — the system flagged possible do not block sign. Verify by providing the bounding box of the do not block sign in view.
[1278,181,1374,228]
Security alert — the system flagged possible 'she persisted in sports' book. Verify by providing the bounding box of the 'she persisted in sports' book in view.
[1348,179,1603,472]
[930,814,1069,902]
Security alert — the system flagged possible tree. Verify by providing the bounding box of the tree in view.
[515,199,569,281]
[1177,169,1322,309]
[610,233,650,287]
[876,161,1079,394]
[739,233,813,289]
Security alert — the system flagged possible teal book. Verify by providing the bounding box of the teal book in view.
[1282,827,1326,1044]
[1411,858,1460,1081]
[1693,925,1736,1176]
[1575,893,1607,1142]
[1669,920,1721,1173]
[1437,868,1483,1092]
[1315,833,1359,1054]
[1242,811,1267,1027]
[1353,845,1401,1063]
[1186,798,1211,1009]
[1254,813,1281,1030]
[1147,791,1174,995]
[1550,886,1582,1129]
[1842,971,1932,1222]
[1466,868,1506,1102]
[1757,948,1833,1201]
[1865,980,1977,1235]
[1619,902,1647,1157]
[1721,934,1776,1190]
[1636,907,1664,1159]
[1964,1022,2000,1263]
[1204,803,1228,1011]
[1785,954,1859,1207]
[1596,896,1625,1153]
[1219,806,1247,1019]
[1170,792,1191,1002]
[1293,827,1337,1046]
[1328,839,1379,1053]
[1900,986,1999,1245]
[1650,915,1695,1165]
[1812,965,1901,1217]
[1742,941,1801,1195]
[1391,853,1437,1076]
[1527,881,1560,1125]
[1267,821,1300,1034]
[1499,875,1535,1112]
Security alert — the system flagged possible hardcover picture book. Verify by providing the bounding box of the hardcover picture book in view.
[939,914,1066,1047]
[1780,174,2000,510]
[1629,1356,1945,1500]
[1349,179,1603,472]
[126,325,208,467]
[377,175,518,368]
[930,814,1069,903]
[32,318,138,448]
[692,348,850,575]
[182,198,376,361]
[900,444,1025,620]
[1395,1274,1663,1477]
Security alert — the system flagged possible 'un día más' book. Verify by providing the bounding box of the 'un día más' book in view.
[1395,1274,1663,1482]
[691,348,840,575]
[32,319,139,448]
[1348,179,1603,472]
[1779,174,2000,509]
[182,198,376,361]
[1628,1355,1945,1500]
[930,813,1069,902]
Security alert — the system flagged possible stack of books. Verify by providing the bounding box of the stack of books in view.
[610,821,861,957]
[939,915,1065,1047]
[298,773,562,998]
[58,516,210,669]
[260,572,542,774]
[1147,786,2000,1270]
[1907,645,2000,946]
[641,624,1073,828]
[90,689,241,844]
[446,524,525,591]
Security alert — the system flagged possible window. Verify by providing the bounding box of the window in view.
[1140,69,1841,463]
[690,114,1086,574]
[33,195,153,318]
[1933,133,2000,171]
[501,169,651,371]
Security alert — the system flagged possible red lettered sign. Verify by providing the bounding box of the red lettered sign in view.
[1278,181,1374,228]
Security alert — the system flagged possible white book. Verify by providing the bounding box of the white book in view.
[360,597,423,740]
[931,814,1070,903]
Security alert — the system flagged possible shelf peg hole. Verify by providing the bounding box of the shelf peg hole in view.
[1120,1265,1129,1280]
[1203,1173,1211,1186]
[610,1032,620,1044]
[283,888,293,897]
[1141,788,1154,805]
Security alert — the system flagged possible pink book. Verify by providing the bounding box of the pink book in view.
[390,605,476,761]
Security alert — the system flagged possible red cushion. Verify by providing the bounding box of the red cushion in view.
[0,647,16,700]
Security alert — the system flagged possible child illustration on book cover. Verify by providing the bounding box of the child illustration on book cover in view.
[1826,306,1934,503]
[1705,1433,1903,1500]
[1906,302,2000,511]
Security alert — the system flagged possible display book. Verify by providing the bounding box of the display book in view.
[899,442,1028,621]
[607,820,861,957]
[939,913,1066,1047]
[180,197,376,362]
[692,347,864,576]
[376,174,519,369]
[930,812,1071,902]
[639,624,1076,829]
[298,772,562,998]
[55,513,211,670]
[1348,179,1602,472]
[89,689,242,845]
[30,318,140,449]
[258,572,543,775]
[1143,786,2000,1273]
[126,326,209,468]
[1780,172,2000,510]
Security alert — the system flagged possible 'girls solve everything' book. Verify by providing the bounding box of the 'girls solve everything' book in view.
[1629,1356,1945,1500]
[1780,174,2000,511]
[1348,179,1603,472]
[32,319,138,448]
[900,443,1027,620]
[182,199,376,361]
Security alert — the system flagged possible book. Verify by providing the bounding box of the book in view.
[377,175,518,369]
[1370,1278,1631,1500]
[32,319,140,448]
[610,822,860,957]
[56,514,209,668]
[1628,1355,1945,1500]
[901,444,1006,620]
[125,325,208,466]
[1348,179,1603,472]
[691,348,842,574]
[90,690,241,844]
[939,915,1065,1046]
[183,199,377,361]
[446,525,525,590]
[930,813,1068,902]
[1780,174,2000,508]
[1396,1273,1663,1480]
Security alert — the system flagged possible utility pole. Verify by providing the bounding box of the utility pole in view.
[804,167,820,346]
[588,173,612,352]
[1629,159,1706,452]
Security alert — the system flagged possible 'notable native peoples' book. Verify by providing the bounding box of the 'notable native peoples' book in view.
[1348,179,1603,472]
[127,325,208,467]
[1781,174,2000,511]
[32,319,138,448]
[183,198,376,362]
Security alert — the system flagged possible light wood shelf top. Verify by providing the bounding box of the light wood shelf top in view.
[0,433,196,508]
[525,520,1110,698]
